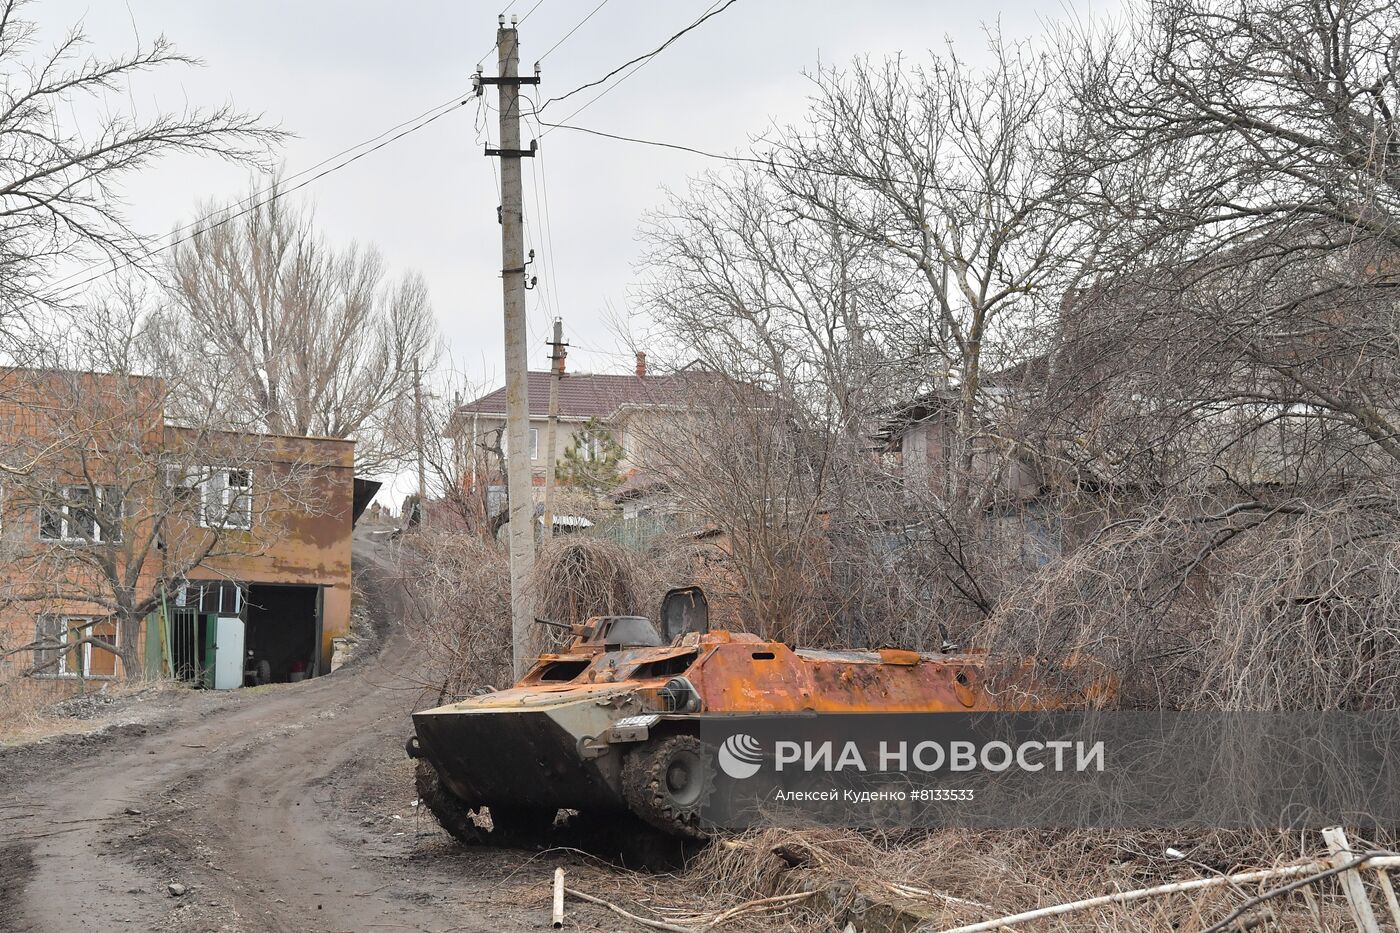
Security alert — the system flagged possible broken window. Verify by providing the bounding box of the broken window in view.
[222,469,252,529]
[32,616,117,678]
[165,464,201,504]
[167,465,252,529]
[33,615,62,674]
[176,580,244,614]
[39,485,122,543]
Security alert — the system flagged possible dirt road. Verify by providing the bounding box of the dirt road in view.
[0,537,615,933]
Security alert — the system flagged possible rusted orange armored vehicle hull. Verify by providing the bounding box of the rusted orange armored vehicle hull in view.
[408,588,1096,843]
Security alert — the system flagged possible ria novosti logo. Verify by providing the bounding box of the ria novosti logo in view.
[713,731,1105,780]
[717,733,764,779]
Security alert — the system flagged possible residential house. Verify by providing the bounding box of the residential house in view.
[446,352,708,519]
[875,386,1044,503]
[0,368,366,693]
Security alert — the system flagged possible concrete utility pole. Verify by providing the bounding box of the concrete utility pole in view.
[541,317,567,541]
[483,16,539,677]
[413,357,427,528]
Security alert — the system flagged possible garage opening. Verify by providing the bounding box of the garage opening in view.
[245,584,321,683]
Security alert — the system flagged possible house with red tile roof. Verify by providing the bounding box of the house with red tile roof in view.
[445,353,712,502]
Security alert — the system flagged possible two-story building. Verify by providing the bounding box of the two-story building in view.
[0,368,364,693]
[446,353,706,510]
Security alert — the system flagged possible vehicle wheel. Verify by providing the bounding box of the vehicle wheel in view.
[415,761,485,845]
[254,660,271,685]
[487,805,558,848]
[622,733,715,838]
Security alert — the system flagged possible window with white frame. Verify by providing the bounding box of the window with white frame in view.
[39,485,122,543]
[498,428,541,460]
[166,465,253,529]
[33,615,119,678]
[175,580,244,614]
[205,468,252,529]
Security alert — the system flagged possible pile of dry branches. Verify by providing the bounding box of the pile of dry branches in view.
[686,827,1389,932]
[396,532,703,700]
[393,531,514,700]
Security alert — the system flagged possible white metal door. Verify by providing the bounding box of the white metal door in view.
[212,616,245,690]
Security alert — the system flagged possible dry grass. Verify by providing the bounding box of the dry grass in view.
[672,826,1385,932]
[0,670,181,745]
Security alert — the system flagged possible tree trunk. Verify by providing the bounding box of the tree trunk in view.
[118,610,146,681]
[953,342,981,522]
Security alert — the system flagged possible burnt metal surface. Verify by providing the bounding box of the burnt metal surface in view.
[413,705,625,810]
[412,594,1102,836]
[660,586,709,641]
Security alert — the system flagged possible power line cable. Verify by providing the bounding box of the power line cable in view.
[532,0,724,136]
[525,155,556,319]
[542,40,655,132]
[533,116,1025,198]
[43,91,472,298]
[538,0,612,63]
[43,99,471,303]
[537,0,739,113]
[535,130,565,322]
[522,94,564,325]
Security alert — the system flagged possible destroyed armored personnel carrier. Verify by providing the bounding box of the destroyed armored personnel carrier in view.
[408,586,1093,851]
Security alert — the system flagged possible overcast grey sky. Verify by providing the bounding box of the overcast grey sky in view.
[40,0,1122,394]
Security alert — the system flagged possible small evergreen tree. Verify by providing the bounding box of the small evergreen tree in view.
[556,419,624,495]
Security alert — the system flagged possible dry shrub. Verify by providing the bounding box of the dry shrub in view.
[980,494,1400,710]
[687,826,1381,931]
[397,532,706,700]
[394,531,512,701]
[531,534,705,625]
[0,673,65,742]
[531,537,650,624]
[0,669,181,744]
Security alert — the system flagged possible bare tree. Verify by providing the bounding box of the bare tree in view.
[0,0,281,350]
[153,185,440,473]
[635,40,1104,640]
[976,0,1400,710]
[768,39,1109,519]
[0,356,328,681]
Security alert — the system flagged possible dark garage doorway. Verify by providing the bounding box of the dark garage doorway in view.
[245,584,321,683]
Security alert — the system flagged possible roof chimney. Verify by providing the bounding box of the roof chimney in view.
[635,351,647,378]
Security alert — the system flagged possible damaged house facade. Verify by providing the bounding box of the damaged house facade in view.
[0,368,363,692]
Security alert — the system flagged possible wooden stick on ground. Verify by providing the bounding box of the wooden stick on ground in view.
[1300,884,1329,933]
[1322,826,1382,933]
[1197,854,1378,933]
[563,887,813,932]
[551,868,564,929]
[1373,867,1400,929]
[565,888,692,933]
[937,858,1400,933]
[701,891,814,928]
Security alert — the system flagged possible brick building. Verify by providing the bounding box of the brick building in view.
[0,368,362,692]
